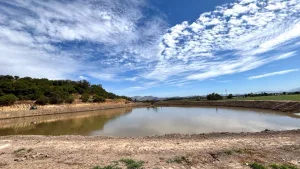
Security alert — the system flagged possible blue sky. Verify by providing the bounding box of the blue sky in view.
[0,0,299,97]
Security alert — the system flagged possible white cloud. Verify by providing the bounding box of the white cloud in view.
[79,76,88,80]
[248,69,299,80]
[145,0,300,83]
[88,72,116,81]
[125,77,138,81]
[0,0,166,80]
[275,52,296,60]
[0,0,299,92]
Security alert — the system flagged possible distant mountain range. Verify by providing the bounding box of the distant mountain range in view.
[131,87,300,101]
[290,87,300,92]
[131,96,162,101]
[131,95,204,101]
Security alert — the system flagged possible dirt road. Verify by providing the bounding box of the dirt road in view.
[0,130,300,169]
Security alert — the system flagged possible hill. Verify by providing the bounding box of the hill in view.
[290,87,300,92]
[131,96,160,101]
[0,75,130,106]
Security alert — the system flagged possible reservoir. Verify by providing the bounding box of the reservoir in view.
[0,107,300,136]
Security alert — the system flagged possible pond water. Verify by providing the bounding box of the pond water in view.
[1,107,300,136]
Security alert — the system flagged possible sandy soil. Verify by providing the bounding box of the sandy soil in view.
[0,130,300,169]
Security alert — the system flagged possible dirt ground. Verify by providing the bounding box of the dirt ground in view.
[0,130,299,169]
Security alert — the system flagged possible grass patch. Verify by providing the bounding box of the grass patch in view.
[92,165,121,169]
[166,156,191,165]
[92,159,144,169]
[233,95,300,101]
[249,162,267,169]
[120,158,144,169]
[218,148,250,156]
[13,148,26,154]
[221,150,233,155]
[270,164,299,169]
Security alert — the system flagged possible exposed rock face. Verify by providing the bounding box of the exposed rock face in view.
[154,100,300,113]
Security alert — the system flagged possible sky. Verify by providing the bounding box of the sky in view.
[0,0,300,97]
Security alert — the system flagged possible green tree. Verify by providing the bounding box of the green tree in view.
[227,94,233,99]
[0,94,18,106]
[48,87,68,104]
[206,93,223,100]
[93,95,105,103]
[0,89,4,97]
[65,95,75,104]
[0,75,128,105]
[91,85,107,98]
[14,76,20,80]
[35,96,50,105]
[0,82,14,94]
[80,93,90,102]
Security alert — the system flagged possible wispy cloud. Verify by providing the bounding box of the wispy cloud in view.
[0,0,166,80]
[0,0,299,93]
[248,69,299,80]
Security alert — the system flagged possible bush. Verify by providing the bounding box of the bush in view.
[207,93,223,100]
[0,89,4,97]
[0,94,18,106]
[249,163,266,169]
[65,95,75,104]
[48,87,68,104]
[35,96,50,105]
[227,94,233,99]
[120,158,144,169]
[93,95,105,103]
[80,93,90,102]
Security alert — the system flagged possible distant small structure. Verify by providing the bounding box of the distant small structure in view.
[30,106,37,110]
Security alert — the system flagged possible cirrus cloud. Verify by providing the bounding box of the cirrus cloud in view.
[0,0,299,94]
[248,69,299,80]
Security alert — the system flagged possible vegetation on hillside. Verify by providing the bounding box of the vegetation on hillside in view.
[206,93,223,100]
[0,75,131,106]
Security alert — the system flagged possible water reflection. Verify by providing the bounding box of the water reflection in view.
[1,107,300,136]
[0,107,132,136]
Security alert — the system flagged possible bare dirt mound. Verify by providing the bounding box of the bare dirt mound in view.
[0,130,299,169]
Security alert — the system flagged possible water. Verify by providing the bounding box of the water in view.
[0,106,300,136]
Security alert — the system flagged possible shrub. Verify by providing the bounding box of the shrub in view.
[65,95,75,104]
[35,96,50,105]
[120,158,144,169]
[0,94,18,106]
[249,163,267,169]
[80,93,90,102]
[92,165,121,169]
[93,95,105,103]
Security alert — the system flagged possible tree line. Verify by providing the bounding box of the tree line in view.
[0,75,131,106]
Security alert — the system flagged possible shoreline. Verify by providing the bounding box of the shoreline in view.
[154,100,300,113]
[0,130,299,168]
[1,100,300,120]
[0,102,149,120]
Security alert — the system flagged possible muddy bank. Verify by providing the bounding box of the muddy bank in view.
[154,100,300,113]
[0,102,149,119]
[0,130,299,169]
